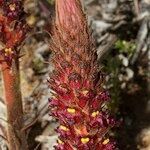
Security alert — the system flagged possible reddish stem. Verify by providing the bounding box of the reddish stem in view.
[1,57,28,150]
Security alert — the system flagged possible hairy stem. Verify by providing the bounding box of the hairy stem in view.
[1,57,28,150]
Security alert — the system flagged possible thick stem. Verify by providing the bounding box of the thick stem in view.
[1,57,28,150]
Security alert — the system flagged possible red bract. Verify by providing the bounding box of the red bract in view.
[48,0,117,149]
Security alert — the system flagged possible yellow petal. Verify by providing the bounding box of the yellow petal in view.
[67,108,76,114]
[81,137,90,144]
[103,139,110,145]
[82,90,88,96]
[58,139,64,144]
[9,4,16,11]
[60,125,69,131]
[91,111,99,117]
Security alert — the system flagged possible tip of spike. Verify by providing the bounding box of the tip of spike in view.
[55,0,84,28]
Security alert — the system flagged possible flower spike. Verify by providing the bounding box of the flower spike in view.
[48,0,117,149]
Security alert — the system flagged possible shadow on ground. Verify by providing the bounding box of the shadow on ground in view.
[118,60,150,150]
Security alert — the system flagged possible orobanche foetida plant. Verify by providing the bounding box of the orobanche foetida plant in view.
[0,1,29,149]
[48,0,117,150]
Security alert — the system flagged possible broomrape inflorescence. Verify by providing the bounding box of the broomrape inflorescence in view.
[0,1,29,149]
[0,0,28,65]
[48,0,117,150]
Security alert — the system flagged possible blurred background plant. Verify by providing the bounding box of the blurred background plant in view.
[104,40,136,114]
